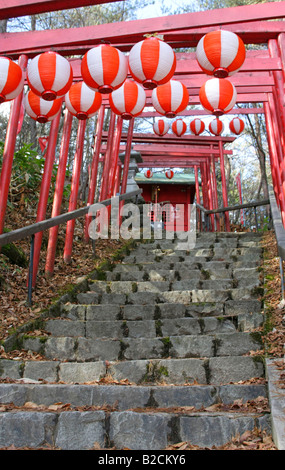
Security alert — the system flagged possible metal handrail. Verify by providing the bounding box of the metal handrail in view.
[269,187,285,260]
[0,189,142,247]
[196,199,270,216]
[0,189,142,305]
[196,198,270,232]
[268,186,285,301]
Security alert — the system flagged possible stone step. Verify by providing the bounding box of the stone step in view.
[0,355,265,385]
[118,259,262,271]
[0,231,268,450]
[61,300,262,325]
[122,252,262,266]
[0,382,268,411]
[75,286,262,306]
[0,408,270,450]
[88,278,259,293]
[60,302,264,330]
[20,331,263,362]
[107,266,261,282]
[42,312,262,339]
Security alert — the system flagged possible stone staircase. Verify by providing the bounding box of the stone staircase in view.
[0,231,271,450]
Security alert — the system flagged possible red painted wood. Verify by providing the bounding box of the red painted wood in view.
[84,104,105,242]
[63,119,86,264]
[31,110,61,287]
[119,118,134,224]
[0,54,27,236]
[219,140,230,232]
[264,99,285,223]
[100,111,116,202]
[45,109,73,277]
[0,0,120,20]
[1,2,284,55]
[108,116,123,198]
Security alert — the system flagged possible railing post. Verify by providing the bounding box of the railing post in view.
[280,258,285,302]
[27,234,35,306]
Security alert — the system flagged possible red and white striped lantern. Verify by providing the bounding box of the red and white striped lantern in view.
[165,169,174,179]
[199,78,237,116]
[65,81,102,120]
[109,79,146,120]
[128,37,176,90]
[24,90,62,123]
[196,30,246,78]
[27,51,73,101]
[81,44,128,94]
[144,169,153,178]
[229,116,245,135]
[153,119,169,136]
[152,80,189,118]
[172,119,187,137]
[209,118,224,136]
[0,57,24,104]
[189,118,205,135]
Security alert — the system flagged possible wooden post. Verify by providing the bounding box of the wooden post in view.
[109,116,123,195]
[206,158,215,231]
[264,100,285,225]
[45,109,73,277]
[84,104,105,242]
[100,111,116,202]
[219,140,230,232]
[63,118,86,264]
[31,110,61,287]
[194,165,201,230]
[0,54,28,235]
[210,153,220,231]
[120,118,134,224]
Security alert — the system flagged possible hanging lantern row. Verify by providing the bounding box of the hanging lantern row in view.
[152,80,189,118]
[0,57,24,104]
[128,37,176,90]
[153,116,244,137]
[172,119,187,137]
[199,77,237,116]
[144,169,153,178]
[24,90,62,123]
[143,169,175,180]
[190,118,205,135]
[196,30,245,119]
[109,79,146,120]
[196,30,246,79]
[209,118,224,136]
[27,51,73,101]
[0,30,245,127]
[153,119,170,136]
[81,44,128,94]
[229,116,245,135]
[165,169,174,179]
[65,81,102,120]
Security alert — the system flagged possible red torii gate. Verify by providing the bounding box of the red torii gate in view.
[0,1,285,286]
